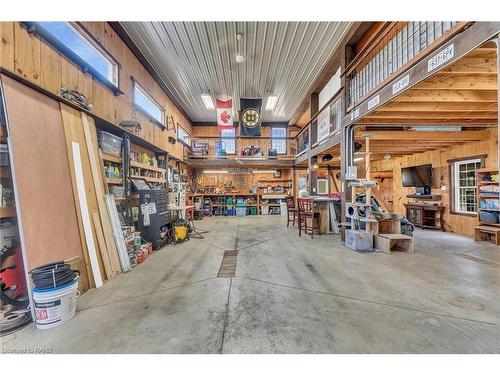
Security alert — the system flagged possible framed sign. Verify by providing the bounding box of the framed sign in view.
[317,107,330,142]
[317,179,329,195]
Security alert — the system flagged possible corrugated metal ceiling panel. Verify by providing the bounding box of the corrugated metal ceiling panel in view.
[120,22,352,123]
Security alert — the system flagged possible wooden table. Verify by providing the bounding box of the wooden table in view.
[310,197,341,235]
[404,203,445,231]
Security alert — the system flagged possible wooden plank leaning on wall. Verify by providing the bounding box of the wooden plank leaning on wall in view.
[0,74,89,290]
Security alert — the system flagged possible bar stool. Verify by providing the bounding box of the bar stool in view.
[297,198,320,238]
[285,196,298,227]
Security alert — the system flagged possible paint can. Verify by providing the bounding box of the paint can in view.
[32,280,78,330]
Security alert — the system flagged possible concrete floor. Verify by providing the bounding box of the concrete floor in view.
[2,215,500,353]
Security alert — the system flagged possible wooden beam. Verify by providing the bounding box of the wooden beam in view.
[377,101,498,112]
[413,75,497,91]
[357,118,496,125]
[366,111,497,119]
[393,89,497,103]
[435,57,496,75]
[360,130,490,141]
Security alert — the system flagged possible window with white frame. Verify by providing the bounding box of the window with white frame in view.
[271,127,287,154]
[36,22,118,87]
[453,158,482,214]
[177,125,189,144]
[133,81,165,126]
[220,128,236,154]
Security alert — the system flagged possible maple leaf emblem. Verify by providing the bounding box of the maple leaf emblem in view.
[220,110,231,123]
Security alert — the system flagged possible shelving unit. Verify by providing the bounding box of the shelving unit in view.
[475,168,500,245]
[476,168,500,227]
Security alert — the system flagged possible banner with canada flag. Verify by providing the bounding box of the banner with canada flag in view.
[216,99,234,133]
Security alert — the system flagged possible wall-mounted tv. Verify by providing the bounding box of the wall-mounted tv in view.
[401,164,432,187]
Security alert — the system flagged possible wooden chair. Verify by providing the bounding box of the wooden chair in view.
[285,196,298,227]
[297,198,320,238]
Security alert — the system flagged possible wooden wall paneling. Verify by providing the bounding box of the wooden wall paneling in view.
[0,22,15,72]
[371,131,499,237]
[60,103,107,280]
[1,75,83,269]
[3,22,194,158]
[82,113,122,276]
[40,42,62,95]
[14,22,41,84]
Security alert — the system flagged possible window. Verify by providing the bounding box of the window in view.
[220,128,236,154]
[177,125,189,144]
[452,158,482,214]
[271,127,287,154]
[133,82,165,126]
[36,22,118,87]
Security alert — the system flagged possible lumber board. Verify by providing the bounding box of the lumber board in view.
[60,103,106,281]
[71,141,103,288]
[40,42,62,96]
[82,113,122,275]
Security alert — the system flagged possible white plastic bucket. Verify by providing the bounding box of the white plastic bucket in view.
[32,280,78,330]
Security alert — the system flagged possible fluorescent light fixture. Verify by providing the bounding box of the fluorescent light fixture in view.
[203,170,228,174]
[265,96,278,110]
[201,94,214,110]
[354,157,365,162]
[252,170,276,174]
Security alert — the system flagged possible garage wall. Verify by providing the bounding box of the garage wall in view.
[0,21,192,160]
[371,128,498,236]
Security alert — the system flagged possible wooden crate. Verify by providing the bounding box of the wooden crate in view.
[374,233,414,254]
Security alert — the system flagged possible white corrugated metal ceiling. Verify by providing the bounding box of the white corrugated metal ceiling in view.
[120,22,352,123]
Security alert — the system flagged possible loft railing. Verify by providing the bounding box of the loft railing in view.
[346,21,464,109]
[294,93,343,158]
[186,136,296,160]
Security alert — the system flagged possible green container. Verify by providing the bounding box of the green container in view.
[226,197,233,205]
[249,207,257,215]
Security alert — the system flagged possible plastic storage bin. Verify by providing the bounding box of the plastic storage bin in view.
[249,207,257,215]
[226,207,234,216]
[480,211,499,223]
[98,130,123,156]
[110,186,125,199]
[235,207,246,216]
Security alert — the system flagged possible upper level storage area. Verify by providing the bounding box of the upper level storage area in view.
[345,22,465,110]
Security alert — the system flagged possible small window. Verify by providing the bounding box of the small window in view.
[220,128,236,154]
[36,22,118,87]
[452,158,482,214]
[133,82,165,126]
[177,125,189,144]
[271,127,287,154]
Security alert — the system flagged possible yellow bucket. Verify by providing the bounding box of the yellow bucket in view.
[174,225,187,242]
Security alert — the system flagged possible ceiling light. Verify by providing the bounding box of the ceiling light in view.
[201,94,214,110]
[252,170,276,174]
[203,170,228,174]
[265,96,278,111]
[384,154,391,160]
[235,54,246,64]
[354,157,365,162]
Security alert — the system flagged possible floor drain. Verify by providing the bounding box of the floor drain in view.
[218,250,238,278]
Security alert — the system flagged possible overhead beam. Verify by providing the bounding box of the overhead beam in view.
[357,118,496,125]
[435,57,496,74]
[393,89,497,103]
[377,101,498,112]
[414,75,497,90]
[359,130,491,141]
[366,111,497,119]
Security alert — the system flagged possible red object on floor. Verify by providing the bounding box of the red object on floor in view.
[0,246,28,298]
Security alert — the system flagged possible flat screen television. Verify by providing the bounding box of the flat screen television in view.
[401,164,432,187]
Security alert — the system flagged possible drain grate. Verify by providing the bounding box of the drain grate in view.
[217,250,238,278]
